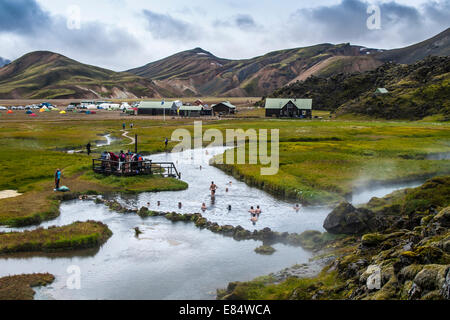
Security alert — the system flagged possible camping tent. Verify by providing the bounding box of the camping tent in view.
[30,113,37,117]
[60,111,66,114]
[7,110,13,114]
[26,110,32,114]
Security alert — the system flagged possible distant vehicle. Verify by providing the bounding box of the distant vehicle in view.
[11,106,18,110]
[17,106,24,110]
[0,106,7,110]
[66,105,76,111]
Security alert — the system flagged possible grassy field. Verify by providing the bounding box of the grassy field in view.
[210,119,450,204]
[1,109,449,215]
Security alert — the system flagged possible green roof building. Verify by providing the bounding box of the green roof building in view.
[265,98,312,119]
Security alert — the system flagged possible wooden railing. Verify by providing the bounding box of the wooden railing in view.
[92,159,181,179]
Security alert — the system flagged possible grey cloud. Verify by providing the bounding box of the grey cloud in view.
[423,0,450,25]
[289,0,449,47]
[143,10,200,41]
[235,14,257,29]
[0,0,50,34]
[0,0,142,70]
[214,14,260,31]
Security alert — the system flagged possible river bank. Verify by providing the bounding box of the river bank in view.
[217,176,450,300]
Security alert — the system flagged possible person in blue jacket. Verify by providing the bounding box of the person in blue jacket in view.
[55,169,61,190]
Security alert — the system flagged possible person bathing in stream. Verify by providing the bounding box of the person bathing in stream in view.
[210,181,218,197]
[201,203,207,212]
[294,204,301,212]
[255,206,262,216]
[250,211,258,225]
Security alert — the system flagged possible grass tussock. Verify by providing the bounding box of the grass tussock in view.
[0,273,55,300]
[0,221,112,254]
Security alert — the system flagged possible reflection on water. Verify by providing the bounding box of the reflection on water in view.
[0,201,311,300]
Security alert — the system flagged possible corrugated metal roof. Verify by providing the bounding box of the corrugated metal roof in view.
[265,98,312,110]
[213,101,236,109]
[179,105,202,111]
[139,101,173,109]
[376,88,389,94]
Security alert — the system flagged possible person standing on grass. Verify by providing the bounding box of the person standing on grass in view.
[54,169,61,190]
[122,123,126,130]
[130,123,134,129]
[164,137,169,150]
[86,142,91,155]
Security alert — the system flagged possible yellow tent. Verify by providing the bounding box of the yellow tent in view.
[39,108,46,113]
[60,111,66,114]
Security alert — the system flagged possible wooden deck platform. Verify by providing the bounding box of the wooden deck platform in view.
[92,159,181,179]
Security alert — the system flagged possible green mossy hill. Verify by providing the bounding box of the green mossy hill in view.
[269,56,450,119]
[0,221,112,254]
[0,273,55,300]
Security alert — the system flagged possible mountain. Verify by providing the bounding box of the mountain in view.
[0,51,166,99]
[1,29,448,100]
[128,29,450,97]
[128,44,383,97]
[269,56,450,120]
[0,57,10,68]
[375,28,450,64]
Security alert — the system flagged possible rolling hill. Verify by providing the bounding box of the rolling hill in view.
[0,51,166,99]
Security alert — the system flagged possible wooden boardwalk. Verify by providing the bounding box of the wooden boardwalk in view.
[92,159,181,179]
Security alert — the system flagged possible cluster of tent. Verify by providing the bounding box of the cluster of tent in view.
[3,107,68,118]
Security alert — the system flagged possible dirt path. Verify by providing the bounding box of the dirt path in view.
[121,130,135,145]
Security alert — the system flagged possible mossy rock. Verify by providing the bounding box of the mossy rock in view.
[255,245,276,255]
[195,217,208,228]
[361,233,386,247]
[433,206,450,227]
[401,246,449,265]
[413,264,448,292]
[398,264,424,282]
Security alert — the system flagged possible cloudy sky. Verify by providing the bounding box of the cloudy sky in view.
[0,0,448,70]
